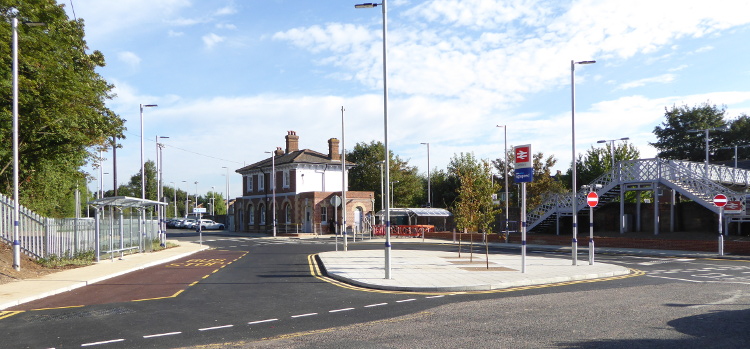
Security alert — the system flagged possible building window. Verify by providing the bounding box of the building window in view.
[259,203,266,225]
[249,205,255,225]
[285,204,291,224]
[321,205,328,224]
[258,173,265,191]
[283,171,290,188]
[247,175,253,193]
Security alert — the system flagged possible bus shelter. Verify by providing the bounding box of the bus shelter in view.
[87,196,167,262]
[374,208,453,236]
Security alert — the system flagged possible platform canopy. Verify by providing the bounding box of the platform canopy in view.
[375,207,452,218]
[87,196,167,209]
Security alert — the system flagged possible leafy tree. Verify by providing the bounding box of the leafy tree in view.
[575,142,640,186]
[124,160,157,201]
[428,169,454,209]
[651,103,729,161]
[347,140,424,210]
[494,149,566,212]
[200,191,226,215]
[0,1,124,217]
[717,114,750,162]
[449,153,498,233]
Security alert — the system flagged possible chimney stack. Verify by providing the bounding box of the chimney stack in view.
[285,130,299,154]
[328,138,340,161]
[274,146,284,156]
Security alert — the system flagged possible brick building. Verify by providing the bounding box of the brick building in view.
[234,131,374,234]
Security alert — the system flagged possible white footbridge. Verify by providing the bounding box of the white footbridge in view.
[527,158,750,234]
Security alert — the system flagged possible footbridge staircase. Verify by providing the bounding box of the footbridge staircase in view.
[527,158,750,233]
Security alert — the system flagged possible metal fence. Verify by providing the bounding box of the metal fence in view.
[0,193,159,260]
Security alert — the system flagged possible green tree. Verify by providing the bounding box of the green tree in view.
[347,141,424,210]
[449,153,498,233]
[495,149,566,212]
[0,1,124,216]
[575,142,640,186]
[124,160,157,201]
[718,114,750,162]
[651,103,728,161]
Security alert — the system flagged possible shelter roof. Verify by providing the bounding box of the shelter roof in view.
[375,208,452,217]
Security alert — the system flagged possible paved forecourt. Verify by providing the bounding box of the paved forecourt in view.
[317,246,632,292]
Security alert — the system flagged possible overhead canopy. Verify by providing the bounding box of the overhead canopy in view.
[87,196,167,209]
[375,208,452,218]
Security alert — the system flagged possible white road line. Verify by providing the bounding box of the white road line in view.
[199,325,234,331]
[425,295,445,299]
[396,298,416,303]
[248,318,279,325]
[329,308,355,313]
[291,313,318,318]
[143,332,182,339]
[364,303,388,308]
[81,339,126,347]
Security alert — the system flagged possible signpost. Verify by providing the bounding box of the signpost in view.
[331,195,342,251]
[514,144,533,273]
[713,194,727,256]
[193,207,206,246]
[586,191,598,265]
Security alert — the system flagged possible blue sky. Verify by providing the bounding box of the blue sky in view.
[66,0,750,199]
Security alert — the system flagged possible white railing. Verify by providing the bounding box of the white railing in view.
[0,193,159,259]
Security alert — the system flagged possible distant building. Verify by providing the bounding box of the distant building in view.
[234,131,374,234]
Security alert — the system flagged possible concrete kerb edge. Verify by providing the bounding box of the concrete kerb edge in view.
[0,242,209,310]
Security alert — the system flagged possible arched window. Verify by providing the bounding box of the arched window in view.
[259,203,266,225]
[248,204,255,225]
[285,203,292,224]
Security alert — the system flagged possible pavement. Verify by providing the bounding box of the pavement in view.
[0,234,743,310]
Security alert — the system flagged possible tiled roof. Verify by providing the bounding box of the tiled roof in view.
[236,149,354,173]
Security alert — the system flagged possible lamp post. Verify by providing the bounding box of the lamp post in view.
[12,17,45,271]
[420,143,431,207]
[571,59,596,266]
[211,186,215,216]
[688,126,728,179]
[719,144,750,169]
[341,106,348,250]
[496,125,509,236]
[156,136,168,245]
[181,180,188,217]
[264,151,277,237]
[194,181,199,214]
[596,137,629,170]
[170,182,177,217]
[139,104,157,199]
[222,166,230,218]
[390,181,399,209]
[355,0,391,279]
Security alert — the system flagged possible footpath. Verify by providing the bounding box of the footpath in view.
[2,234,744,310]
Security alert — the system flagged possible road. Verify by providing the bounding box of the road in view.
[1,232,749,348]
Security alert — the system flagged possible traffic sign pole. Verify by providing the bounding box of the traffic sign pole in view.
[713,194,727,256]
[587,191,598,265]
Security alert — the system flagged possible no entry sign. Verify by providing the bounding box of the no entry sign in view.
[713,194,728,207]
[587,191,599,207]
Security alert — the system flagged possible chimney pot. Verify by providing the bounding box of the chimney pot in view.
[328,138,340,161]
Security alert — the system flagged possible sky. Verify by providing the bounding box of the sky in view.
[65,0,750,199]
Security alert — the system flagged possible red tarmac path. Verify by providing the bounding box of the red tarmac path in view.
[8,249,247,311]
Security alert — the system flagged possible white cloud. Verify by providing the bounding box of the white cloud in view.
[216,23,237,30]
[117,51,141,69]
[168,30,185,37]
[617,74,676,90]
[202,33,226,49]
[215,6,237,16]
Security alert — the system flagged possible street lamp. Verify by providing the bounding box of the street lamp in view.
[170,182,177,217]
[596,137,629,170]
[688,126,728,179]
[222,166,230,219]
[571,59,596,266]
[194,181,199,214]
[211,186,215,216]
[355,0,392,278]
[139,104,157,199]
[719,144,750,169]
[12,17,45,271]
[420,143,431,207]
[156,136,168,245]
[496,125,509,236]
[181,180,188,217]
[264,151,277,237]
[390,180,399,209]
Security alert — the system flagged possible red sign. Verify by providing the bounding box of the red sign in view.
[587,191,599,207]
[724,201,742,213]
[514,145,531,167]
[713,194,728,207]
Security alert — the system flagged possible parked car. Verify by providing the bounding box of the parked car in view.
[180,219,197,229]
[197,219,225,230]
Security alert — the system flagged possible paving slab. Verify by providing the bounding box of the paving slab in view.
[318,248,631,292]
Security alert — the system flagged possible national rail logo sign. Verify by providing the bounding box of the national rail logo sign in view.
[514,144,533,183]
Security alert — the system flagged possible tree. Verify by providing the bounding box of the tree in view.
[717,113,750,162]
[124,160,157,201]
[347,141,424,210]
[494,149,566,212]
[449,153,498,233]
[575,142,640,186]
[0,1,124,217]
[651,103,728,161]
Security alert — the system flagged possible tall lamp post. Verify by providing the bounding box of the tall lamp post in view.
[170,181,177,217]
[571,59,596,266]
[719,144,750,169]
[264,151,277,237]
[496,125,509,235]
[12,17,45,271]
[139,104,157,199]
[222,166,230,218]
[355,0,391,278]
[390,181,399,209]
[420,143,431,207]
[596,137,629,170]
[688,126,728,179]
[181,180,188,217]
